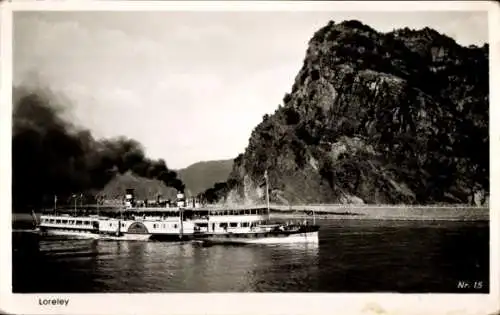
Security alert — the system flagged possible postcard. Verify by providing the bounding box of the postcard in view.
[0,1,498,315]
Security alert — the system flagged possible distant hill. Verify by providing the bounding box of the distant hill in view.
[177,159,234,196]
[200,20,489,206]
[99,171,177,202]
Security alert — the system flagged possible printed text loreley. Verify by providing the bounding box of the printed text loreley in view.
[38,298,69,306]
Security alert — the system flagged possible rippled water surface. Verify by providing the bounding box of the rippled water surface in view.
[12,219,489,292]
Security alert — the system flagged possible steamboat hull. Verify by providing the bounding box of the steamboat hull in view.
[198,226,320,245]
[39,227,100,239]
[149,234,196,242]
[98,233,152,241]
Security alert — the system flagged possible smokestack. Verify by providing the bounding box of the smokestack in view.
[177,192,185,208]
[125,189,135,208]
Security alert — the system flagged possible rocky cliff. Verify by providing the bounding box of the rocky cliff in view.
[202,20,489,206]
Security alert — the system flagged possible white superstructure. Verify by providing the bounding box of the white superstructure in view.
[190,207,319,244]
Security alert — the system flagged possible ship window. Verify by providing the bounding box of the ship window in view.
[121,223,125,227]
[109,223,112,227]
[50,219,55,223]
[241,222,249,227]
[229,223,238,228]
[153,224,158,228]
[174,224,178,229]
[162,224,166,229]
[219,223,228,228]
[84,221,90,225]
[245,209,250,215]
[76,221,82,225]
[55,219,61,224]
[61,220,68,224]
[251,209,256,215]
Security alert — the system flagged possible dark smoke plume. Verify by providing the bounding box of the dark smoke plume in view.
[12,86,185,211]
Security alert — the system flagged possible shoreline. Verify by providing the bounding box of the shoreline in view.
[11,204,489,223]
[268,205,489,221]
[269,213,489,222]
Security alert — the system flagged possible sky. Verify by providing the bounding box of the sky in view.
[13,9,488,169]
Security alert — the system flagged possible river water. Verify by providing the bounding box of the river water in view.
[12,219,489,293]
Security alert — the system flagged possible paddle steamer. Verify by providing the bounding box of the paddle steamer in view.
[35,170,320,244]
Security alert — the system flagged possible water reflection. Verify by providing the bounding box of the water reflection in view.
[244,243,320,292]
[87,240,320,292]
[12,219,489,293]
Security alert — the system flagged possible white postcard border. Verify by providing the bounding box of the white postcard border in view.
[0,1,498,315]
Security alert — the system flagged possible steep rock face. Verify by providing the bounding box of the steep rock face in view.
[206,20,489,205]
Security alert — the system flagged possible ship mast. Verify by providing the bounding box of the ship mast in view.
[264,170,270,218]
[177,192,185,239]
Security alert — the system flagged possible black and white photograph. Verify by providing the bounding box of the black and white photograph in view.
[1,1,498,314]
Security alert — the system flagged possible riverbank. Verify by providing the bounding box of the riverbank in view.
[269,205,489,221]
[11,205,489,227]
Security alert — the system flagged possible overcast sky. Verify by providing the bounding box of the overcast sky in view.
[13,10,488,169]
